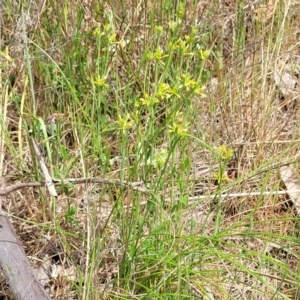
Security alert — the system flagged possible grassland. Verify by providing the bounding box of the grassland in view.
[1,0,300,299]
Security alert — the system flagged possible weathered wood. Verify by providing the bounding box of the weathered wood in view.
[0,215,51,300]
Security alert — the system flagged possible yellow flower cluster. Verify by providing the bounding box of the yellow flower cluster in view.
[168,112,189,137]
[117,113,134,131]
[93,76,109,88]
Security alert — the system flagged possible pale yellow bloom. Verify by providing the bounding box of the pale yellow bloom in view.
[139,93,159,107]
[200,49,211,61]
[155,25,163,34]
[94,76,109,88]
[117,114,134,130]
[156,83,173,100]
[147,47,168,61]
[168,122,188,136]
[218,145,234,160]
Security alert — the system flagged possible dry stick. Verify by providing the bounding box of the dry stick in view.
[0,178,51,300]
[0,176,298,203]
[30,135,59,220]
[0,178,148,196]
[131,189,300,208]
[30,136,58,197]
[0,216,51,300]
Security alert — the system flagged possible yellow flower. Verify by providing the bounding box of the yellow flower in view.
[147,47,168,61]
[104,24,111,32]
[218,145,234,160]
[200,49,211,61]
[168,121,188,136]
[117,114,134,130]
[180,73,206,96]
[155,25,163,34]
[156,83,173,100]
[212,170,231,184]
[139,93,159,107]
[109,34,117,43]
[181,73,197,89]
[173,111,184,123]
[194,85,206,97]
[169,38,193,54]
[168,41,179,51]
[94,76,109,88]
[177,39,194,56]
[168,111,190,136]
[93,27,102,37]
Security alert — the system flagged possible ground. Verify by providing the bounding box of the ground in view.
[1,0,300,299]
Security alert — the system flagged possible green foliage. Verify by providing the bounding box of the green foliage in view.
[2,0,300,299]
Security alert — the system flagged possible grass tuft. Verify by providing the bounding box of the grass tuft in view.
[1,0,300,299]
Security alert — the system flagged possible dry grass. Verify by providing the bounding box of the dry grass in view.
[1,0,300,299]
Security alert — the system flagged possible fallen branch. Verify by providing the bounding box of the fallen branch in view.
[0,177,148,196]
[0,177,51,299]
[0,215,51,300]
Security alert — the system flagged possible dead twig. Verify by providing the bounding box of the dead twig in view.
[0,177,148,196]
[30,136,57,197]
[0,215,51,300]
[0,177,51,300]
